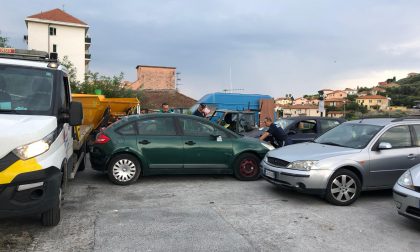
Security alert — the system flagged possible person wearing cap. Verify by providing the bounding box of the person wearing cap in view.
[193,103,207,117]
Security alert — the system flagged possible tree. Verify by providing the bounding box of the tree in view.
[61,56,78,86]
[0,30,10,47]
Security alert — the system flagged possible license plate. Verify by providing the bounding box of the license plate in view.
[265,170,275,179]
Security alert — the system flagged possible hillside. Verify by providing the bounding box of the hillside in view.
[383,74,420,107]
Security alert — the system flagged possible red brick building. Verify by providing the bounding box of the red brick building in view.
[130,65,176,90]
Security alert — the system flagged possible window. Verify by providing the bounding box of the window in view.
[53,44,57,53]
[137,118,176,136]
[378,126,412,148]
[180,118,226,137]
[320,120,340,133]
[293,120,317,133]
[49,27,56,36]
[117,123,137,135]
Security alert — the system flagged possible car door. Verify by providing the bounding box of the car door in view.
[367,125,419,187]
[287,119,318,143]
[178,117,233,170]
[136,117,184,169]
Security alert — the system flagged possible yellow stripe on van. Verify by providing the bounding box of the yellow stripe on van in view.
[0,158,42,185]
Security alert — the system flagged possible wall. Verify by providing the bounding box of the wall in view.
[134,66,176,90]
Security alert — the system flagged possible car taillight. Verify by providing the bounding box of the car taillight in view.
[95,133,111,144]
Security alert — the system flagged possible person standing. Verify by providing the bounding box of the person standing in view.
[259,117,288,148]
[193,103,206,117]
[160,102,172,113]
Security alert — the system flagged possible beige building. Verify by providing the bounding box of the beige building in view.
[293,97,309,105]
[130,65,176,90]
[275,97,292,106]
[325,90,347,99]
[356,95,390,111]
[281,105,320,117]
[25,9,91,83]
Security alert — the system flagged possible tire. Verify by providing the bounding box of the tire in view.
[77,143,87,171]
[107,154,141,185]
[325,169,361,206]
[41,187,61,226]
[233,153,261,181]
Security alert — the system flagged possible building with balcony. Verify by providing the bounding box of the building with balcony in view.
[25,8,91,82]
[356,95,390,111]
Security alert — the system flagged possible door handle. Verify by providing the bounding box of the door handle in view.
[407,154,416,159]
[139,140,151,145]
[185,140,196,145]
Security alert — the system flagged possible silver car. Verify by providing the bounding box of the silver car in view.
[261,118,420,206]
[393,164,420,220]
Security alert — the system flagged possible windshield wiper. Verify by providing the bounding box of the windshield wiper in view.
[0,109,18,114]
[318,141,345,147]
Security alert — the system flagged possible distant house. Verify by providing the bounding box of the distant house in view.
[293,97,309,105]
[327,111,344,118]
[325,98,347,108]
[320,89,334,95]
[281,105,320,117]
[307,98,319,105]
[378,81,400,88]
[275,97,292,106]
[325,90,347,99]
[358,91,370,97]
[344,88,357,95]
[371,87,386,95]
[356,95,390,111]
[407,73,419,78]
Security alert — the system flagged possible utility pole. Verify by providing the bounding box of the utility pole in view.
[175,72,182,91]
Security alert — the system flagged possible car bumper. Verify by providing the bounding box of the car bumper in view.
[0,167,61,218]
[260,161,332,196]
[393,183,420,220]
[89,146,109,171]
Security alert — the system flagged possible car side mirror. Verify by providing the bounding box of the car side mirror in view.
[378,142,392,150]
[69,101,83,126]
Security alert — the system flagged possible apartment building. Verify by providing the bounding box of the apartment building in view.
[25,8,91,82]
[356,95,390,111]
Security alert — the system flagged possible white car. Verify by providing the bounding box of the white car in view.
[393,164,420,220]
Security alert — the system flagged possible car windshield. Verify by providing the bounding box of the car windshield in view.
[274,119,295,129]
[315,123,383,149]
[0,65,55,114]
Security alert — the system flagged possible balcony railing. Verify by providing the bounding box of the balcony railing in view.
[85,54,91,60]
[85,37,91,43]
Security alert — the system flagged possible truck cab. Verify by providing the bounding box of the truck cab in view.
[0,48,84,226]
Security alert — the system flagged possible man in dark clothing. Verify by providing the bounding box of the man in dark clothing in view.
[193,103,206,117]
[259,117,288,148]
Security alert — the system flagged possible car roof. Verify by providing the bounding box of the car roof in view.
[277,116,345,122]
[346,118,420,126]
[213,109,254,113]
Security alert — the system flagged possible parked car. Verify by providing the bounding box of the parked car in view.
[273,116,345,144]
[90,114,272,185]
[393,164,420,220]
[261,118,420,205]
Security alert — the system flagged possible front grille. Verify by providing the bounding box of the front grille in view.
[267,157,289,167]
[406,206,420,218]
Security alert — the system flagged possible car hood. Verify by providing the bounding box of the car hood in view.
[267,142,361,162]
[0,114,57,159]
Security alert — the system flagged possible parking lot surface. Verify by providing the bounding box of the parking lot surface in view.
[1,159,419,252]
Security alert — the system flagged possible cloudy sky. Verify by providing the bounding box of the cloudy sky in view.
[1,0,420,99]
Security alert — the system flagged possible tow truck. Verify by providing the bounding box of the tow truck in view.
[0,48,86,226]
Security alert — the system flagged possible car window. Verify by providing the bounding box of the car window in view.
[180,118,227,137]
[413,125,420,146]
[137,118,176,136]
[237,113,256,133]
[378,125,412,148]
[320,120,341,133]
[292,120,317,133]
[116,122,137,135]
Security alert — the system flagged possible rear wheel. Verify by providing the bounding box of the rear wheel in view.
[325,169,361,206]
[234,153,261,181]
[41,187,61,226]
[107,154,141,185]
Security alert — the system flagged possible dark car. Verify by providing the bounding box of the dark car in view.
[272,116,345,144]
[90,113,272,185]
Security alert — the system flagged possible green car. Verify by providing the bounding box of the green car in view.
[90,113,272,185]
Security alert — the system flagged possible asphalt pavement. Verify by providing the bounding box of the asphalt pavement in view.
[1,157,419,252]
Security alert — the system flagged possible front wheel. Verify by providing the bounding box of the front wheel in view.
[41,187,61,226]
[325,169,361,206]
[234,153,261,181]
[107,154,141,185]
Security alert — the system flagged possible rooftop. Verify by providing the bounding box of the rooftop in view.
[27,8,88,26]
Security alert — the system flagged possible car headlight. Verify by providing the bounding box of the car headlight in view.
[261,142,275,150]
[13,131,56,160]
[397,170,415,190]
[286,160,317,171]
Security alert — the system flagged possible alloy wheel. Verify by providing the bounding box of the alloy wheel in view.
[330,175,357,203]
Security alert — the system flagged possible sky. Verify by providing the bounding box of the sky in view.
[1,0,420,100]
